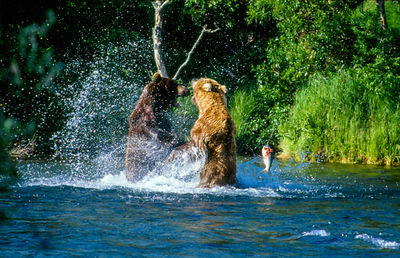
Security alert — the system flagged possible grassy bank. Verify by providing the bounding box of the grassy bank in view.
[279,71,400,165]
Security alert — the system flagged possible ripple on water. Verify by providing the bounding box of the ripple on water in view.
[355,233,400,249]
[9,156,400,256]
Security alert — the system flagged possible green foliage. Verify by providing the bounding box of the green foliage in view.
[243,1,358,154]
[279,71,400,165]
[246,0,273,24]
[167,0,270,82]
[229,88,285,155]
[386,0,400,32]
[0,10,64,154]
[351,2,400,80]
[235,0,400,157]
[183,0,243,28]
[230,90,257,154]
[254,0,361,93]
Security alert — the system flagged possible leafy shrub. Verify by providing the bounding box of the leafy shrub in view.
[279,71,400,165]
[0,10,64,155]
[229,88,285,155]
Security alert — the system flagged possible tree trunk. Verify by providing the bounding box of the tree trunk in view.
[152,1,169,77]
[151,0,218,80]
[376,0,388,30]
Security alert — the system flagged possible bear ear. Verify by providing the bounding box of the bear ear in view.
[203,83,212,92]
[152,72,162,83]
[220,85,227,93]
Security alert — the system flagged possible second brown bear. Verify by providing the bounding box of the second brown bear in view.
[125,72,189,182]
[167,78,237,188]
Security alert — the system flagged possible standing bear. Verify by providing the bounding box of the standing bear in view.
[166,78,237,188]
[125,72,189,182]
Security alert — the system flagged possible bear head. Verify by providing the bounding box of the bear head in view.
[191,78,228,111]
[147,72,189,110]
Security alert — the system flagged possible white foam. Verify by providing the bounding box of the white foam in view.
[355,233,400,249]
[97,169,282,197]
[302,229,331,237]
[100,171,132,186]
[20,167,283,197]
[18,156,312,198]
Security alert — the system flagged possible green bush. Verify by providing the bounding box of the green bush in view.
[0,10,64,155]
[230,90,258,154]
[229,88,285,155]
[244,1,362,154]
[279,71,400,165]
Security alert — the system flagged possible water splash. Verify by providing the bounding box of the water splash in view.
[51,38,154,161]
[355,233,400,249]
[17,153,325,199]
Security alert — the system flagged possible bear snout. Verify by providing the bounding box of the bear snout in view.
[177,85,190,97]
[174,85,189,108]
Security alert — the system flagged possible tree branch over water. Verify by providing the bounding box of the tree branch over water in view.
[173,26,220,80]
[152,0,219,79]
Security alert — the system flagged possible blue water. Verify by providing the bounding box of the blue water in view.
[1,156,400,257]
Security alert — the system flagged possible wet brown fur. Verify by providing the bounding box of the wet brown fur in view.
[125,72,189,182]
[167,78,236,188]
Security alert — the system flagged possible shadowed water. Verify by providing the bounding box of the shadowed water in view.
[1,154,399,256]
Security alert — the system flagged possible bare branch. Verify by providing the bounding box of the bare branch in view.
[160,0,170,9]
[173,26,220,80]
[151,0,219,80]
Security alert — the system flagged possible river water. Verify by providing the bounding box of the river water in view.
[1,156,399,256]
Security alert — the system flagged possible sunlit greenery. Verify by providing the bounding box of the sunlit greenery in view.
[240,0,400,160]
[279,71,400,165]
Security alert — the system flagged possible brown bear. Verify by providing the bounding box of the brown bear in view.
[125,72,189,182]
[166,78,237,188]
